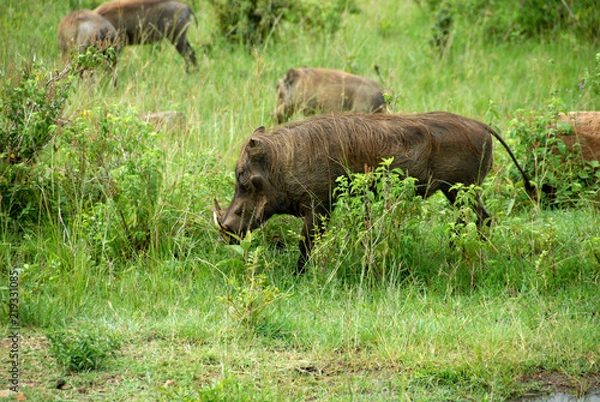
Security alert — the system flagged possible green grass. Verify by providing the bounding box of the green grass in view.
[1,0,600,400]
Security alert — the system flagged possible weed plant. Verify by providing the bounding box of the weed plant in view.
[47,326,121,372]
[218,232,291,332]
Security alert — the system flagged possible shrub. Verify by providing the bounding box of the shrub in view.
[0,62,71,165]
[311,159,424,283]
[423,0,600,43]
[0,59,169,263]
[55,106,166,260]
[0,62,73,221]
[209,0,359,48]
[508,98,600,206]
[48,327,121,372]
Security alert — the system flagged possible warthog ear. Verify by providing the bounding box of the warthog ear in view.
[247,137,263,151]
[246,137,266,165]
[253,127,265,135]
[284,68,298,85]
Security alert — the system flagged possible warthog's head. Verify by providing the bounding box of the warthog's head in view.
[213,127,283,242]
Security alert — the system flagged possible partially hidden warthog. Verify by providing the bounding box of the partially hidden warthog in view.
[141,110,185,132]
[557,111,600,160]
[58,10,120,84]
[214,112,533,272]
[58,9,120,61]
[273,67,386,124]
[94,0,197,71]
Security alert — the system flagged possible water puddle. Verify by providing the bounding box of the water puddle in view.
[523,393,600,402]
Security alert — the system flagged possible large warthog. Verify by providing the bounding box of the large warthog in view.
[94,0,197,71]
[273,67,386,124]
[556,111,600,160]
[214,112,532,272]
[58,9,120,61]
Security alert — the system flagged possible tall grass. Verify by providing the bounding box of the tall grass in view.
[1,0,600,400]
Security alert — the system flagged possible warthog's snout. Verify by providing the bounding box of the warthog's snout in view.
[212,199,240,244]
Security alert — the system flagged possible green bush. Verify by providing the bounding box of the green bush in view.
[508,99,600,206]
[311,159,424,283]
[209,0,359,48]
[55,106,166,260]
[425,0,599,43]
[48,327,121,372]
[0,59,170,264]
[0,62,71,164]
[0,62,73,221]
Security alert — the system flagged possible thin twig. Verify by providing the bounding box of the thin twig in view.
[46,64,72,88]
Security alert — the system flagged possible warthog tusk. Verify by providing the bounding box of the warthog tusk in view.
[213,199,227,231]
[213,198,223,215]
[213,210,222,229]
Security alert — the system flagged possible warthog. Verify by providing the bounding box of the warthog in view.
[141,110,185,131]
[58,10,120,84]
[557,112,600,160]
[273,67,386,124]
[214,112,532,272]
[94,0,197,71]
[58,10,119,60]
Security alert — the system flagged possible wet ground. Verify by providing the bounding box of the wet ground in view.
[522,393,600,402]
[515,372,600,402]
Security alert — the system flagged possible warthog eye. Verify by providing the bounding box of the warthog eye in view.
[250,174,264,191]
[236,168,246,181]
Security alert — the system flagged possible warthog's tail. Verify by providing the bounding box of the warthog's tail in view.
[488,127,534,195]
[190,8,199,28]
[374,64,385,88]
[373,65,390,113]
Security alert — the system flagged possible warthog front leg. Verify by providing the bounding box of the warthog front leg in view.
[297,207,329,274]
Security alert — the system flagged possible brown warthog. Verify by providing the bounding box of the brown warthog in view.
[273,67,386,124]
[58,10,120,84]
[141,110,185,132]
[214,112,532,272]
[557,112,600,160]
[94,0,197,71]
[58,9,119,61]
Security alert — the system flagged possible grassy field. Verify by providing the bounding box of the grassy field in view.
[1,0,600,400]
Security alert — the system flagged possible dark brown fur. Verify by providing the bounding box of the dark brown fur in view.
[94,0,197,70]
[274,68,386,124]
[214,112,531,272]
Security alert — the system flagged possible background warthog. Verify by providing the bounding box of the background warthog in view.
[58,10,120,84]
[94,0,197,71]
[273,67,386,124]
[58,9,119,60]
[214,112,532,272]
[141,110,185,132]
[557,111,600,160]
